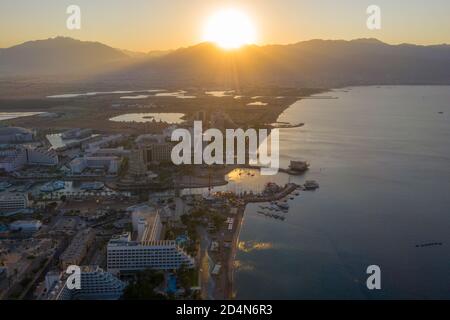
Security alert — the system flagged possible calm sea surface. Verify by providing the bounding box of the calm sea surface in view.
[234,86,450,299]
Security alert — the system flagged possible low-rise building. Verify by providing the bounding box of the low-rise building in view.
[69,156,120,175]
[61,128,93,140]
[128,149,147,176]
[26,147,59,166]
[0,127,34,144]
[9,219,42,233]
[60,228,95,269]
[0,146,58,173]
[83,134,124,151]
[0,193,29,215]
[0,148,27,172]
[142,143,173,164]
[86,147,130,158]
[135,134,173,165]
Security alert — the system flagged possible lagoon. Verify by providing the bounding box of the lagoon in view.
[109,113,185,124]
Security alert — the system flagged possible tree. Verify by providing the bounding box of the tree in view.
[122,269,166,300]
[177,264,197,292]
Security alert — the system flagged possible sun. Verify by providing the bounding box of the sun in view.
[203,9,257,49]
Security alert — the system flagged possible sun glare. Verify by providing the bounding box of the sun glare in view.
[203,9,257,49]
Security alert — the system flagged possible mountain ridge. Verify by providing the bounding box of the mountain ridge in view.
[1,37,450,87]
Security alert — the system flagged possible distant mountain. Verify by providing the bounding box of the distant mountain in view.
[0,37,130,76]
[113,38,450,87]
[1,37,450,87]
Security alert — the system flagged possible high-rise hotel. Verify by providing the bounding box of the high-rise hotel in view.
[107,206,195,275]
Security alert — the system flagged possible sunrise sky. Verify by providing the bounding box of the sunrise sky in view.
[1,0,449,51]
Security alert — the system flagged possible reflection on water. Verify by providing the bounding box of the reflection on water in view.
[247,101,268,106]
[155,91,196,99]
[0,112,45,121]
[233,260,255,272]
[181,168,290,196]
[205,90,234,97]
[110,113,185,124]
[238,241,273,253]
[47,89,165,99]
[120,95,150,99]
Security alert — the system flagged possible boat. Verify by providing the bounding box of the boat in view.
[80,182,105,191]
[277,202,289,210]
[304,180,320,191]
[288,160,310,173]
[40,181,65,192]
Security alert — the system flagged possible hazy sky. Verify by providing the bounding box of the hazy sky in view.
[1,0,449,51]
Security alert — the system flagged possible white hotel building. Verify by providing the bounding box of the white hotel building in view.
[49,266,125,300]
[0,193,29,215]
[107,207,194,274]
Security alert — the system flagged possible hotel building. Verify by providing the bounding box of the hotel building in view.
[107,207,194,274]
[48,266,125,300]
[60,228,95,269]
[0,193,29,215]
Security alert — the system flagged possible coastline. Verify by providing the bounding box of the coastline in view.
[222,182,301,299]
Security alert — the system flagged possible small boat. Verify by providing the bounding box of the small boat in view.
[304,180,320,191]
[277,202,289,210]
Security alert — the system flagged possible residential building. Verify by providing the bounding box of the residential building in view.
[26,147,59,166]
[143,143,173,164]
[60,228,95,269]
[0,127,34,143]
[131,205,162,242]
[0,193,29,215]
[69,156,120,175]
[0,148,27,172]
[9,219,42,233]
[128,149,146,176]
